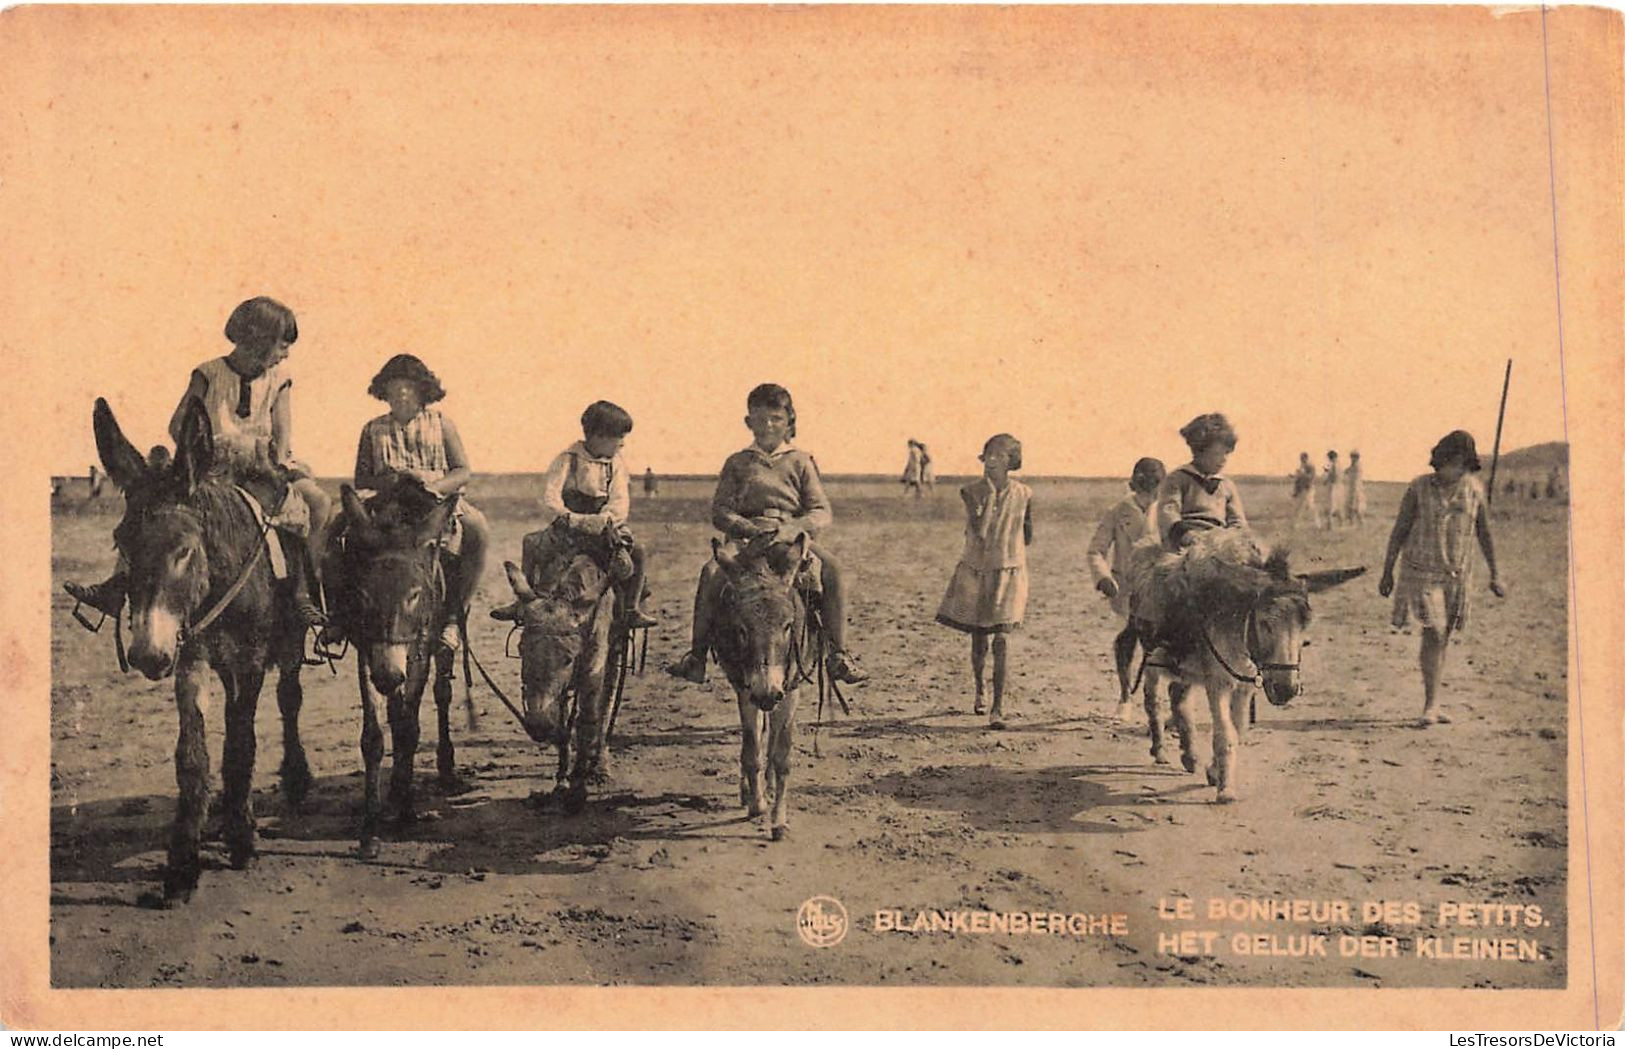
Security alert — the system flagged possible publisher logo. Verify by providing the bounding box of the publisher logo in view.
[797,896,849,948]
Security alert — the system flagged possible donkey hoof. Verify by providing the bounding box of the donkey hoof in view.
[747,802,767,819]
[770,824,788,842]
[1204,765,1219,787]
[160,866,199,905]
[563,783,588,816]
[1151,748,1170,766]
[228,845,258,871]
[1181,754,1199,774]
[139,887,184,910]
[358,838,381,860]
[1215,789,1238,804]
[438,772,473,796]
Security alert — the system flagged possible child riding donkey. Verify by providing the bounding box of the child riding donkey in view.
[66,297,330,631]
[320,354,491,655]
[666,383,869,688]
[491,400,657,629]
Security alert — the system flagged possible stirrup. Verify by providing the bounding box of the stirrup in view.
[70,600,108,634]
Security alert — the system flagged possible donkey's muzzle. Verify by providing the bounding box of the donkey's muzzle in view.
[1263,678,1300,707]
[750,688,784,713]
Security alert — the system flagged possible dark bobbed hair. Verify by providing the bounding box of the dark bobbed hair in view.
[1179,412,1238,454]
[746,383,797,438]
[980,433,1023,471]
[1130,456,1167,493]
[1429,430,1482,472]
[224,297,298,349]
[367,354,446,404]
[581,400,634,439]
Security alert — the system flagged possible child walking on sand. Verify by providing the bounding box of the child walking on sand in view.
[1089,457,1164,719]
[936,434,1032,729]
[1379,430,1505,726]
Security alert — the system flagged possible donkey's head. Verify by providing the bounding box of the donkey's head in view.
[714,534,810,712]
[502,555,612,746]
[341,485,453,695]
[94,399,225,680]
[1250,548,1366,707]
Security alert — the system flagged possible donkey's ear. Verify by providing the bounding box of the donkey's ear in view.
[92,398,149,491]
[712,536,739,572]
[504,560,537,603]
[171,399,214,492]
[340,484,380,547]
[1263,544,1293,581]
[1299,566,1368,593]
[416,497,456,547]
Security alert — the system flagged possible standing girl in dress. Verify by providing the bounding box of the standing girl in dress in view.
[1379,430,1505,726]
[935,434,1032,729]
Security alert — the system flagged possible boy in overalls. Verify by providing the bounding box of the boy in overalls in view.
[491,401,657,628]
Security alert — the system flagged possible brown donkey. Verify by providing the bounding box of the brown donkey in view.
[710,534,812,841]
[499,525,621,815]
[87,398,313,905]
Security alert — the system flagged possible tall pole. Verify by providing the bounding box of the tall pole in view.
[1487,358,1512,506]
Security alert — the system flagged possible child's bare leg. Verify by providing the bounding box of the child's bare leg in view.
[621,539,657,627]
[1113,622,1139,715]
[446,504,490,645]
[290,478,331,624]
[989,634,1009,726]
[971,631,988,713]
[666,561,720,684]
[1419,626,1451,724]
[810,542,868,683]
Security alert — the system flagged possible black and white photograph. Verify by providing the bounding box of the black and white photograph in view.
[3,3,1620,1030]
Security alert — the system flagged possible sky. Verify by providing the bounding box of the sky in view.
[4,6,1582,482]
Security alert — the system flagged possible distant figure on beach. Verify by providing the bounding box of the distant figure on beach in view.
[1344,450,1366,526]
[88,464,105,499]
[901,439,925,498]
[1322,451,1342,530]
[643,466,659,498]
[918,442,935,492]
[1290,452,1318,529]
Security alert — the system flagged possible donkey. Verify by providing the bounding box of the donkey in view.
[1131,533,1363,802]
[710,533,813,841]
[86,398,312,904]
[336,485,468,858]
[499,526,621,816]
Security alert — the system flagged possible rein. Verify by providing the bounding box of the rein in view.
[180,508,275,646]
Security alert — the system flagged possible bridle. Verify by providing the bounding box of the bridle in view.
[351,543,448,646]
[1201,608,1303,689]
